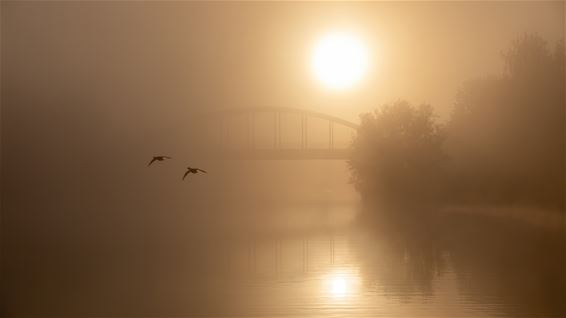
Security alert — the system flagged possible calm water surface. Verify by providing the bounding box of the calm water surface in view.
[8,205,564,317]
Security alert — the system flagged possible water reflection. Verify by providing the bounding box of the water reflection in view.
[232,207,565,317]
[323,267,361,299]
[3,204,565,317]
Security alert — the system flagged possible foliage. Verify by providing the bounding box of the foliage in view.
[349,100,445,208]
[351,34,564,211]
[445,34,565,208]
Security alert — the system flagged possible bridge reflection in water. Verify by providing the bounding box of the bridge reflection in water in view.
[243,236,338,276]
[190,107,358,160]
[6,205,564,317]
[229,233,364,303]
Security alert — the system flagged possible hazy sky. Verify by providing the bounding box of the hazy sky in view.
[3,1,564,124]
[2,5,564,315]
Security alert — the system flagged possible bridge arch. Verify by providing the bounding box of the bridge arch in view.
[190,107,359,160]
[204,106,359,129]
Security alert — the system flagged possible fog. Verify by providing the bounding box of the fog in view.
[1,1,564,317]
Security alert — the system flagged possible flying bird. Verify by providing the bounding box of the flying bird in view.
[183,167,207,180]
[147,156,172,166]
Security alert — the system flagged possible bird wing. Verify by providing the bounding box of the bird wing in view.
[197,168,207,173]
[164,156,172,159]
[182,170,190,180]
[148,158,157,166]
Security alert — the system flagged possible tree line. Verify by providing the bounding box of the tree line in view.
[349,34,565,211]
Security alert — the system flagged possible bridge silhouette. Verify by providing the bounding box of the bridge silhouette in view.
[191,107,359,160]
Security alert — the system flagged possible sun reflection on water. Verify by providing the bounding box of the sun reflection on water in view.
[322,267,361,300]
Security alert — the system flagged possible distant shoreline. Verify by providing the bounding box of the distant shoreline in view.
[441,205,565,231]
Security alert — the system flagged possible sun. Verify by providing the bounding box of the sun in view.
[312,32,369,90]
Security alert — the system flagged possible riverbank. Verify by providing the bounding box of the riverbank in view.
[441,204,565,231]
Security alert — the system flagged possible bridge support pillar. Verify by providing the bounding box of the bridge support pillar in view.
[247,113,255,150]
[301,114,308,150]
[273,112,280,149]
[329,121,334,150]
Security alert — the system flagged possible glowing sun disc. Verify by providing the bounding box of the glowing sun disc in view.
[312,32,369,89]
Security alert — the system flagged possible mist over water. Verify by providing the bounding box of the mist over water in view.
[3,161,565,317]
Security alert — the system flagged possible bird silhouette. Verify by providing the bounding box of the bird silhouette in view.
[147,156,172,166]
[183,167,207,180]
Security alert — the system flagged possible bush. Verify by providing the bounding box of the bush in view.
[445,34,565,209]
[349,100,445,209]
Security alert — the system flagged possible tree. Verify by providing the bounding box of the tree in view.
[349,100,445,209]
[445,34,565,208]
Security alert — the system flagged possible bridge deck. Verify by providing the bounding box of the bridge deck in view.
[204,149,351,160]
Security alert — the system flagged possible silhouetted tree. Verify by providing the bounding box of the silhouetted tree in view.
[445,34,565,209]
[349,100,445,210]
[349,34,563,212]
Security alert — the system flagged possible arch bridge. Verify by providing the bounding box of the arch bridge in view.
[191,107,359,160]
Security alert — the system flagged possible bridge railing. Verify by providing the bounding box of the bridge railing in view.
[186,107,358,160]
